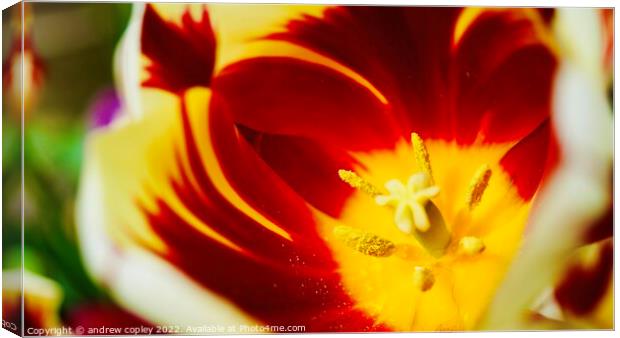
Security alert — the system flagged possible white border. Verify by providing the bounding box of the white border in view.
[0,1,617,338]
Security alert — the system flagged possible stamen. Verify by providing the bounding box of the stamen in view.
[411,133,434,184]
[334,225,396,257]
[459,236,486,255]
[465,164,492,210]
[412,266,435,292]
[338,169,382,197]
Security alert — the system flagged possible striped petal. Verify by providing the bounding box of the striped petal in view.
[77,87,385,331]
[268,7,556,144]
[212,57,399,151]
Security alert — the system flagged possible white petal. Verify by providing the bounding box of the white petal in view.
[554,8,605,82]
[482,10,612,329]
[113,3,145,119]
[114,248,258,327]
[76,89,258,327]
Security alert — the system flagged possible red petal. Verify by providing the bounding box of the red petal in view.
[584,196,613,244]
[146,204,387,331]
[500,120,557,200]
[141,4,215,92]
[268,7,461,140]
[208,95,326,236]
[211,57,401,151]
[237,125,358,217]
[452,10,557,143]
[140,96,386,331]
[554,241,613,316]
[537,8,555,24]
[268,7,556,144]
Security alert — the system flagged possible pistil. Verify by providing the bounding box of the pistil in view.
[375,173,440,233]
[334,132,494,293]
[336,133,451,258]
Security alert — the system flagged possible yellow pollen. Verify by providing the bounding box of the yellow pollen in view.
[411,133,434,184]
[458,236,486,255]
[465,164,492,210]
[375,173,440,233]
[338,169,382,197]
[412,266,435,292]
[334,225,396,257]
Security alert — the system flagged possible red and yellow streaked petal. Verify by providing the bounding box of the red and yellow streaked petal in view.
[141,4,215,92]
[499,121,558,201]
[452,8,556,144]
[267,6,461,140]
[76,89,258,328]
[79,86,386,331]
[207,3,328,71]
[212,57,400,151]
[237,126,360,217]
[123,3,327,100]
[267,7,556,144]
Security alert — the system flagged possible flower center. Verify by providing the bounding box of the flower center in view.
[336,133,492,292]
[323,137,530,330]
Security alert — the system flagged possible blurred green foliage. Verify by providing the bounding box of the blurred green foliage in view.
[3,2,132,315]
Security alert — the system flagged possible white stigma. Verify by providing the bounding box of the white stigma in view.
[375,172,440,233]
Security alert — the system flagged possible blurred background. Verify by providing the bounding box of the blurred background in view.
[2,1,132,328]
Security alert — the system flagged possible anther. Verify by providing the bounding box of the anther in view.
[411,133,434,185]
[334,226,396,257]
[459,236,486,255]
[465,164,492,210]
[338,169,382,197]
[412,266,435,292]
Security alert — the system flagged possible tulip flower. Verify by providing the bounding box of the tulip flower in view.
[77,4,612,332]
